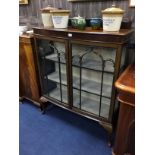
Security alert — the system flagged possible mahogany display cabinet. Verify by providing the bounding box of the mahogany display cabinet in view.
[33,27,133,143]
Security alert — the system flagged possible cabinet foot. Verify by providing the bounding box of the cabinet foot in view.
[19,96,23,102]
[40,97,48,114]
[108,133,113,147]
[112,151,116,155]
[40,97,55,114]
[19,97,24,104]
[39,105,45,114]
[99,122,113,147]
[41,109,46,115]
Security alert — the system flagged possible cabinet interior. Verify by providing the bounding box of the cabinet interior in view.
[36,38,118,119]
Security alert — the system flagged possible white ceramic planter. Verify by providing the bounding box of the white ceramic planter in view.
[51,10,70,28]
[102,15,123,31]
[52,15,69,28]
[101,5,124,32]
[41,13,53,27]
[40,5,58,27]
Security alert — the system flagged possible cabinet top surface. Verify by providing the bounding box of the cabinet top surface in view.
[115,64,135,94]
[33,27,134,36]
[19,34,33,39]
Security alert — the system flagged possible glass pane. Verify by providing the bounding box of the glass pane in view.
[72,66,113,97]
[72,44,116,72]
[72,43,115,118]
[48,84,68,103]
[36,38,68,104]
[73,89,110,119]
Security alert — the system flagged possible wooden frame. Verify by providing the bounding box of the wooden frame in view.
[129,0,135,7]
[19,0,28,5]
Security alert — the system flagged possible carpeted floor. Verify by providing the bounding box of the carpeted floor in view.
[19,101,111,155]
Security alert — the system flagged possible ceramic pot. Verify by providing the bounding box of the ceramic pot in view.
[101,5,124,31]
[40,5,58,27]
[50,10,70,28]
[90,18,102,30]
[71,16,86,30]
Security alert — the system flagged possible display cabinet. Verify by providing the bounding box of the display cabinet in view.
[33,27,133,143]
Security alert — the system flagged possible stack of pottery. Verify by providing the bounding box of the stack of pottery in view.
[101,5,124,31]
[40,5,58,27]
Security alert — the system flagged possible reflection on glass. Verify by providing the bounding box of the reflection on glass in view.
[72,44,115,118]
[36,39,68,104]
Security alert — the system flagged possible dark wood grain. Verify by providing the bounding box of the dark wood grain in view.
[19,34,41,106]
[113,64,135,155]
[112,103,135,155]
[115,64,135,94]
[33,27,134,44]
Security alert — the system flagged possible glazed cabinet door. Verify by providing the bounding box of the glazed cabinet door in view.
[70,41,117,120]
[35,37,69,106]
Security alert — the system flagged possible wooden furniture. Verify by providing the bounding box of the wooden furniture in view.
[113,64,135,155]
[19,34,40,106]
[33,27,133,142]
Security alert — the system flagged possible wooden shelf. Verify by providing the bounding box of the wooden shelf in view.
[45,53,114,73]
[73,58,114,73]
[48,86,110,118]
[48,85,68,103]
[47,72,67,85]
[73,89,110,118]
[45,54,66,64]
[47,71,112,98]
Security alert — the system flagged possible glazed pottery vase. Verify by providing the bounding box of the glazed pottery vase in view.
[71,15,86,30]
[90,18,102,30]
